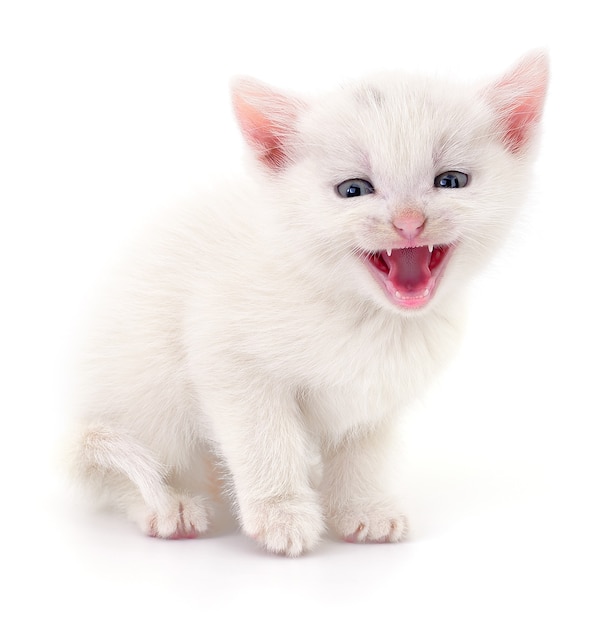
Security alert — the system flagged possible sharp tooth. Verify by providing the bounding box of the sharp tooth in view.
[428,245,434,253]
[387,248,392,256]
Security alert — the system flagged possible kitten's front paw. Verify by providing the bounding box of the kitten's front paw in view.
[330,502,409,543]
[241,495,325,557]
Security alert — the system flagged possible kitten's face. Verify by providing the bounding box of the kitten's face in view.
[233,54,548,315]
[288,78,527,314]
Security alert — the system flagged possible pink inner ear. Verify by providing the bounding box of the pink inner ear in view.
[232,81,300,170]
[233,98,286,169]
[498,85,546,153]
[489,53,549,153]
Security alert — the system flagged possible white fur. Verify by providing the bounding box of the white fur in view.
[67,52,548,555]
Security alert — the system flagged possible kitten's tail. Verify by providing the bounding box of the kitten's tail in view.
[67,423,169,510]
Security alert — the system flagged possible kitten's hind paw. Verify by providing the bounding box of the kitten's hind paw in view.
[330,503,409,544]
[241,495,325,557]
[131,493,210,540]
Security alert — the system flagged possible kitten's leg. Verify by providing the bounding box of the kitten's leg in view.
[203,382,324,557]
[322,423,409,543]
[71,424,210,539]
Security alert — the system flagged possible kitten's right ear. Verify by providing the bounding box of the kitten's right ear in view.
[231,77,306,171]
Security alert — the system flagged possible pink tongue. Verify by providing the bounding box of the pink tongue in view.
[388,247,432,291]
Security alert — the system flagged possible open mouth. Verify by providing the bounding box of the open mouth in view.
[364,244,453,309]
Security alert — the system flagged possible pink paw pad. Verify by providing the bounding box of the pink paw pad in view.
[168,528,200,540]
[147,525,201,540]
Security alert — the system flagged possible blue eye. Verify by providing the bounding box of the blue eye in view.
[434,171,469,189]
[337,179,375,198]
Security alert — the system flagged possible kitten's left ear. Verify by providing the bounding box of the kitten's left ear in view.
[484,50,550,154]
[231,77,306,171]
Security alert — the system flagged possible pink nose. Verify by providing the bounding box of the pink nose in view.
[393,211,426,239]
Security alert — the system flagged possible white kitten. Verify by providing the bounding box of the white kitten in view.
[68,52,548,556]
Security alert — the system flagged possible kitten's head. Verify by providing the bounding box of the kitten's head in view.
[232,52,549,316]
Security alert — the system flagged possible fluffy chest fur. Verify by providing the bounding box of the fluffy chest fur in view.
[184,230,462,435]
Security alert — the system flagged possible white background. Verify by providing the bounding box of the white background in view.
[2,1,610,624]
